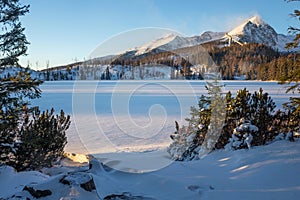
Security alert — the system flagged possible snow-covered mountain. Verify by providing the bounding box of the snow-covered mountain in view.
[130,15,293,56]
[225,15,293,51]
[133,31,225,56]
[135,34,187,55]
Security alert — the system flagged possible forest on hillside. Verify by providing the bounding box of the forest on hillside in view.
[109,43,299,81]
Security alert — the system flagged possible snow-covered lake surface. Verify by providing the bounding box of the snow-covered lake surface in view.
[2,80,300,200]
[32,80,297,155]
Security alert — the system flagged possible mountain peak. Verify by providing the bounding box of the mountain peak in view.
[248,15,265,26]
[228,15,267,36]
[227,15,278,47]
[162,33,178,39]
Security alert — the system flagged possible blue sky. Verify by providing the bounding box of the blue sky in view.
[19,0,299,69]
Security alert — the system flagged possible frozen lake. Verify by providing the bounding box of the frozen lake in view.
[32,80,297,155]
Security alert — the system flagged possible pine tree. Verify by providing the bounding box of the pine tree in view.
[0,0,30,66]
[275,0,300,137]
[198,79,226,157]
[15,108,70,171]
[168,85,283,160]
[285,0,300,49]
[0,1,70,171]
[0,69,42,166]
[249,88,276,145]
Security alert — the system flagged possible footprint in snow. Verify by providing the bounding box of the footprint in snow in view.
[187,185,203,195]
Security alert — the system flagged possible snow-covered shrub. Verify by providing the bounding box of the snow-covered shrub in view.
[225,119,258,150]
[168,80,226,160]
[167,121,199,161]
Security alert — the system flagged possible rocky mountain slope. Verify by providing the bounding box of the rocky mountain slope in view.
[116,15,293,62]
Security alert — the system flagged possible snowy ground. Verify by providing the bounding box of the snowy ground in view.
[1,81,299,199]
[1,140,300,199]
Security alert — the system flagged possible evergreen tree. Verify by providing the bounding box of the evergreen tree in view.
[250,88,276,145]
[0,69,70,171]
[168,86,282,160]
[198,79,226,157]
[286,0,300,49]
[15,108,70,171]
[0,1,70,171]
[0,0,30,66]
[280,0,300,131]
[0,69,42,166]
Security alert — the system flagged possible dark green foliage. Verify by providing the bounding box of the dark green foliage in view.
[170,83,300,160]
[0,69,42,165]
[285,0,300,49]
[183,88,277,151]
[282,98,300,134]
[232,88,251,120]
[279,0,300,132]
[15,108,70,171]
[0,0,30,66]
[0,0,70,171]
[0,69,70,171]
[249,88,276,145]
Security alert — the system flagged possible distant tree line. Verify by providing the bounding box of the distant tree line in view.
[100,43,300,81]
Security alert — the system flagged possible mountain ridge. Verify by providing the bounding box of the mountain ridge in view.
[122,15,293,58]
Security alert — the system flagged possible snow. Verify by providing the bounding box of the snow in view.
[245,133,253,149]
[135,33,178,55]
[134,31,225,56]
[26,80,299,156]
[1,80,300,199]
[1,140,300,199]
[0,166,49,198]
[275,34,297,52]
[228,15,265,36]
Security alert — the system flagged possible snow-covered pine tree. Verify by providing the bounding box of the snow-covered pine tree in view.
[216,88,252,149]
[198,79,226,158]
[168,85,283,160]
[168,121,198,161]
[216,91,235,149]
[168,78,226,160]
